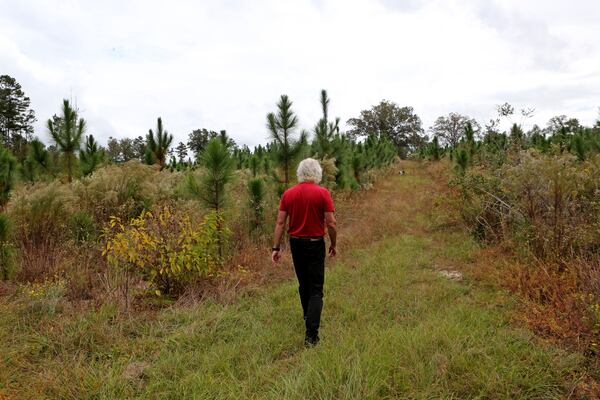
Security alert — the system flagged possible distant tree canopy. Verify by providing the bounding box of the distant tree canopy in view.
[346,100,425,154]
[0,75,36,156]
[430,112,480,147]
[106,136,145,163]
[187,128,235,159]
[545,115,581,135]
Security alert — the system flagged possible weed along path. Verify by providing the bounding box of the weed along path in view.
[1,162,586,399]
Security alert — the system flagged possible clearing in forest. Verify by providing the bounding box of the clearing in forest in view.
[0,162,587,399]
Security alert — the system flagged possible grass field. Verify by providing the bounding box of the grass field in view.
[0,162,589,399]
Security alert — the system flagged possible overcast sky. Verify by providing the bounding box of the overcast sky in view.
[1,0,599,148]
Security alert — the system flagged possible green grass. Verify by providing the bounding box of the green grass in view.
[0,166,586,399]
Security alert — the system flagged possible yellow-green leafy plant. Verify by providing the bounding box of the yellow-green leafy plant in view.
[102,205,224,299]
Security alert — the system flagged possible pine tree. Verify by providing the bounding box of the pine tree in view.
[249,154,261,177]
[198,138,235,257]
[146,117,173,170]
[454,148,469,175]
[80,134,103,176]
[266,95,307,188]
[47,99,85,182]
[175,141,188,163]
[572,134,587,161]
[21,139,52,182]
[312,89,340,158]
[0,75,36,155]
[199,138,234,211]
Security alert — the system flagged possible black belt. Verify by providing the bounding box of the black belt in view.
[290,236,323,242]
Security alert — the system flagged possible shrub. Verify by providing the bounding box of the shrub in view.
[69,211,96,242]
[102,205,224,297]
[72,161,178,222]
[453,150,600,258]
[7,181,76,280]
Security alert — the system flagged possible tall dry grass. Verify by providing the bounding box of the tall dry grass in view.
[427,155,600,358]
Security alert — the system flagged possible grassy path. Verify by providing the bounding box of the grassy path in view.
[1,162,585,399]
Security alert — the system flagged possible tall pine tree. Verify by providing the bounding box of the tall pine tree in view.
[266,95,307,188]
[0,75,36,158]
[47,99,85,182]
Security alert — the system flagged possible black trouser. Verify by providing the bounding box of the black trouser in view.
[289,237,325,339]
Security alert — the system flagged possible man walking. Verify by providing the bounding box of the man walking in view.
[272,158,337,346]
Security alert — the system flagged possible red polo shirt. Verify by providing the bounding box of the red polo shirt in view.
[279,182,335,237]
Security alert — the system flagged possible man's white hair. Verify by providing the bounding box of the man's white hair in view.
[296,158,322,183]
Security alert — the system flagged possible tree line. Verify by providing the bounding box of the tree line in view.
[0,74,427,200]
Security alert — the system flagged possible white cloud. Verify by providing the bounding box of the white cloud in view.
[0,0,598,148]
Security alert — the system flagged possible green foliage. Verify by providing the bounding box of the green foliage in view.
[103,206,223,295]
[21,139,52,182]
[69,211,95,243]
[247,178,264,232]
[0,145,17,206]
[266,95,307,188]
[197,138,234,212]
[187,128,217,158]
[106,136,145,163]
[346,100,425,154]
[175,141,188,162]
[146,117,174,169]
[249,154,261,177]
[509,123,524,148]
[0,213,16,280]
[47,99,85,182]
[454,148,470,175]
[0,75,36,154]
[571,133,587,161]
[80,134,104,176]
[312,89,340,158]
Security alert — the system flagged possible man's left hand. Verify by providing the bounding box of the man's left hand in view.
[272,250,282,264]
[328,246,336,257]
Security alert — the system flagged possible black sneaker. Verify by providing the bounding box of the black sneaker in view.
[304,335,320,347]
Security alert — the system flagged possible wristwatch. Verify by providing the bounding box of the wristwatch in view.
[271,247,280,252]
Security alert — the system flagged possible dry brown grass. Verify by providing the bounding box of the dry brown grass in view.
[419,160,600,383]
